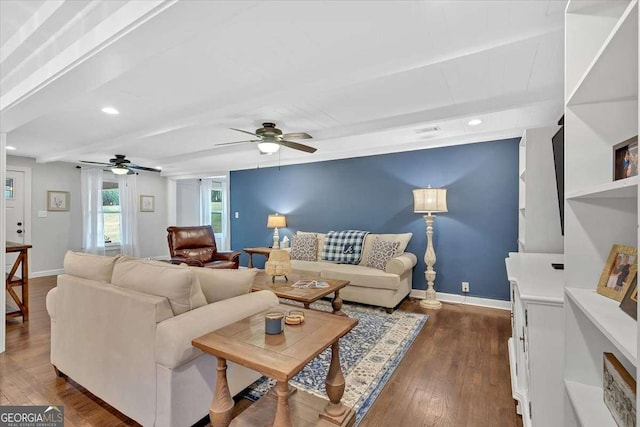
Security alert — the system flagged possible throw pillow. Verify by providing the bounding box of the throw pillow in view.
[290,234,318,261]
[111,256,207,315]
[190,267,257,303]
[365,238,400,270]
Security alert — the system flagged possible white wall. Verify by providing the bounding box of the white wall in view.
[176,179,200,226]
[6,156,170,275]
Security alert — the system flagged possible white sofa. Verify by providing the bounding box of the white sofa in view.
[286,232,417,312]
[46,252,279,427]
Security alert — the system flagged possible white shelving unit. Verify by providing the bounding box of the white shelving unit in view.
[518,127,564,254]
[505,253,565,427]
[564,1,639,425]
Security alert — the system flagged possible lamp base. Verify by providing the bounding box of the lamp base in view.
[419,298,442,310]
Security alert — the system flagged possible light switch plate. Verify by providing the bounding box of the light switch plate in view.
[38,210,47,218]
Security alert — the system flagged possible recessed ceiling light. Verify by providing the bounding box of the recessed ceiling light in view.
[468,119,483,126]
[5,146,16,150]
[101,107,119,115]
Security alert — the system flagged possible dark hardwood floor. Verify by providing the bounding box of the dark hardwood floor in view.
[1,277,522,427]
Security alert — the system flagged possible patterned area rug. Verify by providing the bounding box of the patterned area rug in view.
[239,300,428,425]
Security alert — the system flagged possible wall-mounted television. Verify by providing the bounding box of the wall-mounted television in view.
[551,116,564,235]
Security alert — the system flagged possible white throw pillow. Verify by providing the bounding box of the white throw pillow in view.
[191,267,257,303]
[111,256,206,315]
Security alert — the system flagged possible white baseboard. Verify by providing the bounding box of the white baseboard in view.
[31,268,64,278]
[409,289,510,311]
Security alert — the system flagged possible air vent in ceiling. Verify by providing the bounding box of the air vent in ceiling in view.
[415,126,441,134]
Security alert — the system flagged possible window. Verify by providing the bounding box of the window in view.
[102,181,120,244]
[5,178,14,199]
[211,189,223,234]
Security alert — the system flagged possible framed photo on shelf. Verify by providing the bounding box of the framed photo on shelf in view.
[613,136,639,181]
[47,190,70,211]
[596,244,637,302]
[603,352,636,427]
[140,195,155,212]
[619,277,638,320]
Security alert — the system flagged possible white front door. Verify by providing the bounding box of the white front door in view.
[5,169,25,244]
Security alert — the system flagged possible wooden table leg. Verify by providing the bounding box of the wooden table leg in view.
[331,289,346,316]
[210,358,234,427]
[21,250,29,321]
[304,302,311,309]
[320,341,355,425]
[273,380,293,427]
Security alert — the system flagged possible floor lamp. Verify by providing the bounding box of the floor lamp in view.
[413,187,447,310]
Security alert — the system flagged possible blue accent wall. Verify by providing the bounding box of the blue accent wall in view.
[230,138,519,301]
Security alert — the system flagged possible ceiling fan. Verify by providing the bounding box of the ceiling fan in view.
[80,154,161,175]
[216,122,316,154]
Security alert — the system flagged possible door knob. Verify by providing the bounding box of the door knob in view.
[17,230,23,234]
[17,222,22,226]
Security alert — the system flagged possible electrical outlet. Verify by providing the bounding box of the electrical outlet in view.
[234,212,239,219]
[462,282,470,293]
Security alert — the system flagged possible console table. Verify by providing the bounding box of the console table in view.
[243,247,272,268]
[6,241,32,321]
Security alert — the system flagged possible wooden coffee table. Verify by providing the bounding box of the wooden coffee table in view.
[252,271,349,316]
[192,307,358,427]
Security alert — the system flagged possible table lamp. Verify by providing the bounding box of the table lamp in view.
[413,186,447,310]
[267,214,287,248]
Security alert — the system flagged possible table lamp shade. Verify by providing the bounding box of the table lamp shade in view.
[267,214,287,228]
[413,188,448,213]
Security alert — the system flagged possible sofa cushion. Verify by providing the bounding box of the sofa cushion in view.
[365,239,400,270]
[360,233,412,265]
[111,257,206,315]
[189,267,257,303]
[290,234,317,261]
[290,259,327,275]
[320,264,401,291]
[63,250,117,283]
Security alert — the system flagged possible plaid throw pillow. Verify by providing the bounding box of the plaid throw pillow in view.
[290,234,317,261]
[322,230,369,264]
[365,238,400,270]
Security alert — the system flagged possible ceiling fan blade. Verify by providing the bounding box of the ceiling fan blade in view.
[80,160,112,166]
[129,164,161,173]
[215,139,260,146]
[127,169,135,175]
[278,140,317,153]
[230,128,260,137]
[282,132,312,140]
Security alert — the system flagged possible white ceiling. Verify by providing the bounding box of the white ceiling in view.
[0,0,566,178]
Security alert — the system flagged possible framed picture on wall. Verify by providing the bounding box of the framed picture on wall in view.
[47,191,70,211]
[596,244,637,302]
[613,136,639,181]
[140,195,155,212]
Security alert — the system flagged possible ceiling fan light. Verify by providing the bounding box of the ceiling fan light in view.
[111,165,129,175]
[258,142,280,154]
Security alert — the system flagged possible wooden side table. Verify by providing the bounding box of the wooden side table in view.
[6,241,32,321]
[193,307,358,427]
[243,247,272,268]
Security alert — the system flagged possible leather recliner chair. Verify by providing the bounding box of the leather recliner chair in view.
[166,226,241,269]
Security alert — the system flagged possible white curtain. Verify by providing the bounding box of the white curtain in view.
[81,168,105,255]
[118,174,140,257]
[199,179,212,226]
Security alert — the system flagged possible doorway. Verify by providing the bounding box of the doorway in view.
[5,166,32,272]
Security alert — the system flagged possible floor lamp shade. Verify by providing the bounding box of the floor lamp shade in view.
[413,188,447,214]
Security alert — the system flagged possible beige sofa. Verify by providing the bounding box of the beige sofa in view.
[285,232,417,312]
[46,252,278,427]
